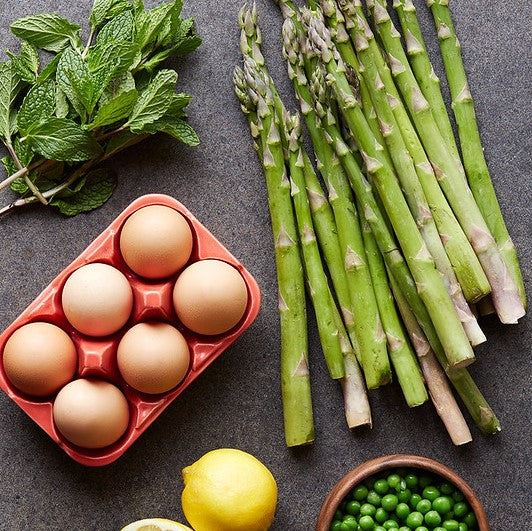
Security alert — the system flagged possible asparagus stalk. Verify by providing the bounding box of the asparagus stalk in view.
[303,9,475,369]
[281,17,390,388]
[392,0,461,165]
[360,205,428,407]
[427,0,527,308]
[337,2,490,309]
[345,11,485,346]
[388,270,472,445]
[241,57,314,446]
[309,81,391,389]
[284,112,345,379]
[368,0,525,324]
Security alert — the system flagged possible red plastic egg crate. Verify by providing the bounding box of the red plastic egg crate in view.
[0,194,261,466]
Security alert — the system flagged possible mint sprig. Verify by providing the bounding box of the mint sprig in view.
[0,0,201,217]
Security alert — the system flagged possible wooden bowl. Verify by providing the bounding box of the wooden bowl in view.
[316,454,489,530]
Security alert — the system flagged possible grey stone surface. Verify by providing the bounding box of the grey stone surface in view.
[0,1,530,530]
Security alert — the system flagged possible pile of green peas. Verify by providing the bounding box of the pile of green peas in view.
[330,468,478,531]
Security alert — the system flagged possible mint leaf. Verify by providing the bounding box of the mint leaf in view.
[88,40,139,82]
[136,2,176,50]
[56,87,69,118]
[11,14,82,53]
[17,79,56,134]
[167,93,192,114]
[97,10,134,45]
[57,49,94,117]
[99,72,135,107]
[143,116,199,146]
[126,69,177,132]
[104,129,146,157]
[7,43,40,83]
[50,168,116,215]
[37,53,61,83]
[90,89,138,129]
[2,155,17,176]
[90,0,131,29]
[156,1,183,47]
[0,61,24,142]
[25,117,103,162]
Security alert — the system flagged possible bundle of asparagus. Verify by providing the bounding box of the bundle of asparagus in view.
[233,0,526,447]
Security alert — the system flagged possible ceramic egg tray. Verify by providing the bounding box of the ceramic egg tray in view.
[0,194,261,466]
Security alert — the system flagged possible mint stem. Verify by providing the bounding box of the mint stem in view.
[81,27,95,60]
[6,142,48,205]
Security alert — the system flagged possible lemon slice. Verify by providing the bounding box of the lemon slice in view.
[120,518,192,531]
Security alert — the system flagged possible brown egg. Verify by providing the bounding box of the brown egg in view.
[61,263,133,337]
[119,205,193,279]
[2,322,77,397]
[173,259,248,335]
[53,379,130,449]
[117,322,190,394]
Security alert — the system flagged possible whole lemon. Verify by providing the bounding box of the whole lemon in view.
[181,448,278,531]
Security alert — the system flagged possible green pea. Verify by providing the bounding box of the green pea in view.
[354,485,369,501]
[342,516,358,531]
[405,473,419,490]
[439,482,454,495]
[416,499,432,514]
[414,527,429,531]
[419,475,433,489]
[359,515,375,530]
[406,512,424,528]
[452,490,464,502]
[423,486,440,501]
[443,512,455,521]
[381,494,398,512]
[410,493,422,509]
[345,500,361,516]
[339,523,350,531]
[375,527,387,531]
[432,496,452,514]
[395,502,410,520]
[434,528,446,531]
[334,509,344,521]
[367,490,382,506]
[397,488,412,503]
[360,503,377,517]
[383,520,399,530]
[374,479,390,495]
[442,519,459,531]
[387,474,402,490]
[458,524,468,531]
[375,508,388,524]
[463,512,476,527]
[398,528,409,531]
[424,510,442,526]
[453,502,468,518]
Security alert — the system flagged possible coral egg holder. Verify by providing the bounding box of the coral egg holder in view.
[0,194,261,466]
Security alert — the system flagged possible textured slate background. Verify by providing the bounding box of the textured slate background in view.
[0,1,530,530]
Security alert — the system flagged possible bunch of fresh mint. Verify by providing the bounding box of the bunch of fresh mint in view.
[0,0,201,217]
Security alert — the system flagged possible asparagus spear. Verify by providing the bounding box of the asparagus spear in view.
[368,0,525,324]
[284,112,345,379]
[281,16,390,388]
[388,269,472,445]
[392,0,461,165]
[241,57,314,446]
[303,9,475,369]
[345,10,485,346]
[360,205,428,407]
[427,0,527,308]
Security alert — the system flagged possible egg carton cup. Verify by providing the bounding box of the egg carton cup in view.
[0,194,261,466]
